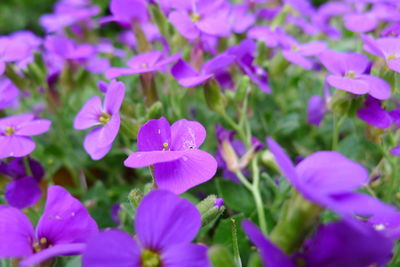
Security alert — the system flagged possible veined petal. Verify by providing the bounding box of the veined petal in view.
[104,80,125,115]
[162,244,211,267]
[74,96,102,130]
[171,119,206,150]
[124,151,185,168]
[135,190,201,250]
[97,114,120,148]
[154,149,217,194]
[137,117,171,152]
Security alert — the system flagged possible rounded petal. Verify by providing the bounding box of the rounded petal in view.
[296,151,369,194]
[282,50,313,70]
[97,114,120,147]
[83,230,141,267]
[154,149,217,194]
[137,117,171,152]
[358,75,391,100]
[124,151,185,168]
[74,96,102,130]
[319,51,369,75]
[16,119,51,136]
[171,119,206,150]
[20,243,86,267]
[162,244,211,267]
[5,177,41,209]
[344,13,377,33]
[326,75,370,95]
[83,129,113,160]
[242,220,295,267]
[0,205,34,258]
[104,81,125,115]
[106,68,138,80]
[36,185,98,245]
[0,136,35,158]
[135,190,201,250]
[168,11,199,40]
[0,114,34,128]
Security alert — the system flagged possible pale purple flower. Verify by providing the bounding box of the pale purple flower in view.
[229,4,255,34]
[83,190,210,267]
[74,80,125,160]
[0,185,98,266]
[45,36,95,61]
[0,114,51,159]
[106,51,181,80]
[124,117,217,194]
[319,50,391,100]
[100,0,148,26]
[0,78,19,110]
[266,137,395,217]
[0,37,31,76]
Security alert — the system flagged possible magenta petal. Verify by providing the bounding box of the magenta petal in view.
[178,74,213,87]
[83,128,113,160]
[0,114,34,127]
[36,185,98,245]
[171,119,206,150]
[171,60,199,80]
[0,61,5,76]
[168,11,199,40]
[344,13,377,33]
[387,58,400,73]
[0,205,34,258]
[20,243,86,267]
[104,80,125,115]
[196,16,231,37]
[327,192,395,217]
[127,51,162,69]
[0,136,35,158]
[266,137,299,186]
[106,68,138,79]
[124,151,185,168]
[296,152,368,194]
[358,75,391,100]
[5,177,41,209]
[74,96,102,130]
[83,230,141,267]
[137,117,171,152]
[242,220,295,267]
[135,190,201,250]
[326,75,370,95]
[16,119,51,136]
[154,149,217,194]
[282,50,313,70]
[358,103,392,129]
[319,51,369,75]
[162,244,211,267]
[97,114,120,148]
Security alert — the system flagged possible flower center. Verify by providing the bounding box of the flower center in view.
[4,126,16,136]
[33,237,51,253]
[291,45,299,51]
[345,70,355,78]
[190,13,201,22]
[387,54,398,61]
[98,112,111,125]
[141,63,148,68]
[141,249,161,267]
[162,142,169,151]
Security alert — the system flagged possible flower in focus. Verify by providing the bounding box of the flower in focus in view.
[83,190,210,267]
[266,137,395,217]
[74,80,125,160]
[0,157,44,209]
[242,218,393,267]
[0,114,51,159]
[124,117,217,194]
[319,50,391,100]
[0,185,98,266]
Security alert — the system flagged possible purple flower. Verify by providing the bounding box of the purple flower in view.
[307,95,326,126]
[319,50,391,100]
[357,96,392,129]
[74,80,125,160]
[243,218,393,267]
[229,4,255,34]
[266,137,395,217]
[247,26,280,48]
[45,36,95,61]
[106,51,181,79]
[0,78,19,110]
[168,0,231,40]
[100,0,148,26]
[0,157,44,209]
[0,37,31,76]
[0,114,51,159]
[83,190,210,267]
[0,185,98,266]
[362,35,400,73]
[369,211,400,239]
[124,117,217,194]
[171,54,235,88]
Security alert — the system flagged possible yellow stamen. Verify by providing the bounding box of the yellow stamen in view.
[162,142,169,151]
[345,70,355,78]
[98,112,111,125]
[141,249,161,267]
[5,126,15,136]
[291,45,299,51]
[190,13,201,22]
[387,54,398,61]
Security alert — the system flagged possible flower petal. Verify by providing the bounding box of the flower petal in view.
[135,190,201,250]
[137,117,171,152]
[168,11,199,40]
[0,136,35,158]
[5,177,41,209]
[104,80,125,115]
[82,230,141,267]
[124,151,185,168]
[106,68,138,79]
[162,244,211,267]
[154,149,217,194]
[36,185,98,245]
[0,205,34,258]
[74,96,102,130]
[83,129,113,160]
[171,119,206,150]
[326,75,370,95]
[358,75,391,100]
[16,119,51,136]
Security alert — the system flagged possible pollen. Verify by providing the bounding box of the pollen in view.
[387,54,398,61]
[141,249,161,267]
[345,70,355,78]
[4,126,16,136]
[291,45,299,51]
[141,63,148,68]
[162,142,169,151]
[190,13,201,22]
[99,112,111,125]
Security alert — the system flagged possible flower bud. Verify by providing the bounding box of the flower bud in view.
[203,79,227,114]
[128,188,143,209]
[196,195,225,226]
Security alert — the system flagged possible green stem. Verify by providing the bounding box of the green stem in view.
[23,157,33,177]
[332,113,345,151]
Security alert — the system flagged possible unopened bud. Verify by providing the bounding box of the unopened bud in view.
[203,79,227,114]
[128,188,143,209]
[220,141,240,172]
[196,195,225,226]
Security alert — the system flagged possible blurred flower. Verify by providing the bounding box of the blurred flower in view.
[74,80,125,160]
[124,117,217,194]
[0,78,19,110]
[0,185,98,266]
[0,114,51,159]
[357,96,392,129]
[266,137,395,216]
[319,50,391,100]
[100,0,148,26]
[83,190,210,267]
